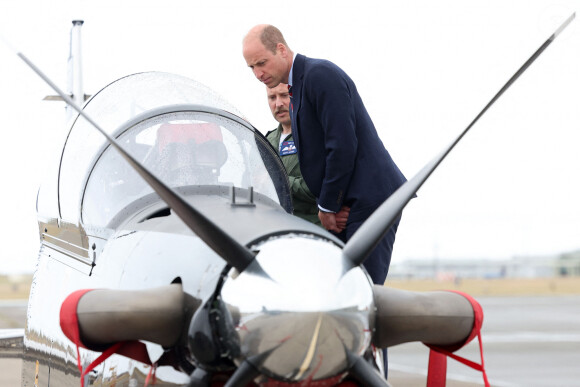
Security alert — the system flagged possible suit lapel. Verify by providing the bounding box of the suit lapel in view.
[290,54,306,153]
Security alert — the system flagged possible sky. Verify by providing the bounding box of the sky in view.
[0,0,578,274]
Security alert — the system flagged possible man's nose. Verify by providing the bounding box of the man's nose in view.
[253,68,263,80]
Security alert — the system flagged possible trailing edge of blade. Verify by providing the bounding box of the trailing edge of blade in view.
[553,13,575,39]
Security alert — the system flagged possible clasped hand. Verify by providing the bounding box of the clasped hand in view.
[318,206,350,233]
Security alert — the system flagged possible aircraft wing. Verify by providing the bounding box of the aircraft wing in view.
[0,329,24,359]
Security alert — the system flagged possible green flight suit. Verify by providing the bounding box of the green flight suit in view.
[266,125,321,226]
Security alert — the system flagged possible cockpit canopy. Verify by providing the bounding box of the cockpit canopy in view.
[37,72,291,227]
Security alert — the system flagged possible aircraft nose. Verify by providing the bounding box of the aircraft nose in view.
[219,236,375,382]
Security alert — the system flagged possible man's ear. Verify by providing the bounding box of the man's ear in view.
[277,43,288,58]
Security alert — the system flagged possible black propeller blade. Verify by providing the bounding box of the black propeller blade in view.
[222,360,261,387]
[222,349,276,387]
[342,13,575,267]
[15,52,259,274]
[186,368,212,387]
[345,348,390,387]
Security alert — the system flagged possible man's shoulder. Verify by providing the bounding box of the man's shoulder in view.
[265,126,281,141]
[301,54,342,72]
[264,126,282,149]
[301,55,348,84]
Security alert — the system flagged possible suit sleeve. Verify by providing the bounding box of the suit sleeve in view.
[305,65,357,212]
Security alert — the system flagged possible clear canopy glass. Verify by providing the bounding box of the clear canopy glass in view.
[51,72,289,226]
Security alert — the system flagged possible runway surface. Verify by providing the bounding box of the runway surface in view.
[1,295,579,386]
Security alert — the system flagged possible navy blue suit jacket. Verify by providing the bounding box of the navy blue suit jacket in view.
[290,54,407,222]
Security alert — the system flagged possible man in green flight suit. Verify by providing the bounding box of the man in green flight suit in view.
[265,83,349,228]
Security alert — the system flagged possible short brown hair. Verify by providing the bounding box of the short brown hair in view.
[260,25,289,54]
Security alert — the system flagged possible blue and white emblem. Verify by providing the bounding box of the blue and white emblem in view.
[280,140,297,156]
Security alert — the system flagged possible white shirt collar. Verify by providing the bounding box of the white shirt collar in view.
[288,52,297,87]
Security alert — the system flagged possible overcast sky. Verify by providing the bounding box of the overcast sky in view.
[0,0,578,274]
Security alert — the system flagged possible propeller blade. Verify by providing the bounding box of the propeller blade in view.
[372,286,475,349]
[222,348,277,387]
[14,51,258,274]
[187,368,212,387]
[342,13,575,267]
[223,359,261,387]
[345,348,390,387]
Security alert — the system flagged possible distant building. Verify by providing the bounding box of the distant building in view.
[557,250,580,276]
[389,250,580,279]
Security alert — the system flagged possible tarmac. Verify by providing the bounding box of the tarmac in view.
[2,295,579,386]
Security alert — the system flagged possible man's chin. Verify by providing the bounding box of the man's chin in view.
[266,80,281,88]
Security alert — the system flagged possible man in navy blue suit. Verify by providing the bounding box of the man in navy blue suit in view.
[243,24,407,286]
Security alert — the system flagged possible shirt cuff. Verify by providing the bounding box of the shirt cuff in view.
[318,204,335,213]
